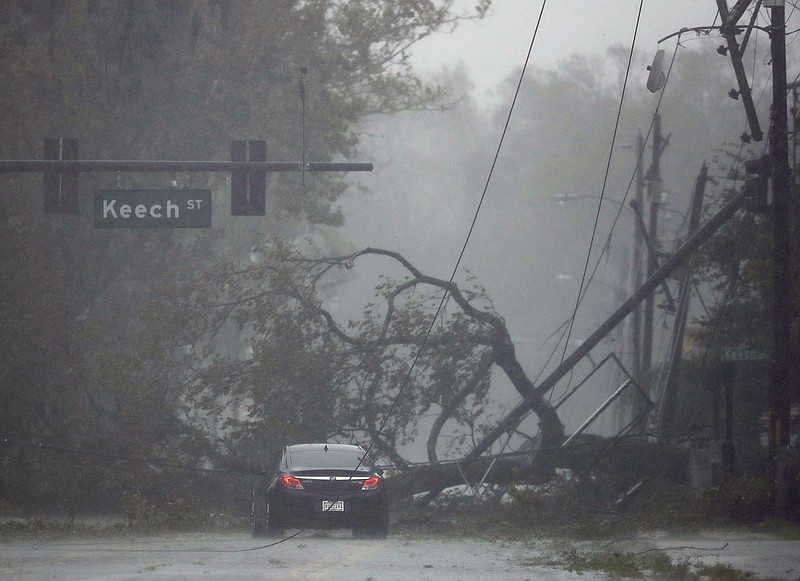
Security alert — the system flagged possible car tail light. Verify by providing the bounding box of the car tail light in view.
[361,476,382,491]
[280,475,304,489]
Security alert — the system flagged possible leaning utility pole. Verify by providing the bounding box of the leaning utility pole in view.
[419,188,751,505]
[658,162,709,437]
[716,0,764,142]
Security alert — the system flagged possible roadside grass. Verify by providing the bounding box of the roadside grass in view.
[395,474,800,540]
[392,508,690,579]
[519,548,770,580]
[561,547,678,578]
[0,506,246,541]
[0,518,91,541]
[0,516,245,541]
[758,518,800,540]
[390,478,796,581]
[694,563,759,580]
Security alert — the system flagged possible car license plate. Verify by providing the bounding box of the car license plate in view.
[322,500,344,512]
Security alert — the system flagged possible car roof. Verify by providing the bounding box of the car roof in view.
[283,443,373,471]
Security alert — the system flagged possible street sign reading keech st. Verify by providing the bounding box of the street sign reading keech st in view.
[720,346,770,362]
[95,190,211,229]
[0,138,374,221]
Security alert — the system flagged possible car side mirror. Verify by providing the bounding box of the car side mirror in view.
[376,468,384,476]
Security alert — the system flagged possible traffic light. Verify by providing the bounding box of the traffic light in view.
[43,138,79,214]
[743,154,770,213]
[231,140,268,216]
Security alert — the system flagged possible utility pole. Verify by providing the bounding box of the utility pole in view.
[619,132,646,433]
[716,0,764,142]
[659,162,709,437]
[632,133,646,384]
[712,0,794,516]
[768,0,793,516]
[643,115,667,390]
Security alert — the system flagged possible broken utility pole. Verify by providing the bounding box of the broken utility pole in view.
[419,188,751,505]
[658,162,710,437]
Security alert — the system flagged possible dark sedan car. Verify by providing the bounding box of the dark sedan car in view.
[250,443,389,539]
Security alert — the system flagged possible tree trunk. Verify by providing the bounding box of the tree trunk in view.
[491,327,565,449]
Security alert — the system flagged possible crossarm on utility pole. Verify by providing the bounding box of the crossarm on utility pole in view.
[716,0,764,141]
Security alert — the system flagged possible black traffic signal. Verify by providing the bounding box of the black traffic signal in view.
[743,154,770,213]
[231,140,268,216]
[43,138,79,214]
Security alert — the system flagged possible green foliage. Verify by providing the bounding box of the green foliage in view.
[0,518,89,540]
[696,563,757,580]
[505,479,597,525]
[698,476,772,525]
[187,241,502,470]
[1,0,483,514]
[627,477,773,528]
[626,481,707,528]
[759,518,800,540]
[683,146,800,445]
[497,471,773,534]
[562,547,677,578]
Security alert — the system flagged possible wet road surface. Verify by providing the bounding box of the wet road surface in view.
[2,529,799,580]
[0,530,602,580]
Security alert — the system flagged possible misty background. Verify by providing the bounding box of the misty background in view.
[1,1,791,512]
[335,27,772,456]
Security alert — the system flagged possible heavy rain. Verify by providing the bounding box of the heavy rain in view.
[1,1,799,579]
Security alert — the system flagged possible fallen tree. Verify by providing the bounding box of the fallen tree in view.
[191,242,565,472]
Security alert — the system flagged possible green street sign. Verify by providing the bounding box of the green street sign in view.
[94,189,211,228]
[721,347,769,361]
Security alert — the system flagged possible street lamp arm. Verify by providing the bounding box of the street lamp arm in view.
[657,24,770,45]
[554,193,632,213]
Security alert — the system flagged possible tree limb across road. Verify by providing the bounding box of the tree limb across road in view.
[195,242,565,473]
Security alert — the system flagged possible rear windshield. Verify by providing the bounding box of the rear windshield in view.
[287,449,371,471]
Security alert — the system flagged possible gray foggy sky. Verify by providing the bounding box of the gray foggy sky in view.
[410,0,725,103]
[340,1,786,452]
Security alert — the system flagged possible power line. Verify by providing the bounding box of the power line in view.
[361,0,550,466]
[1,437,244,475]
[560,0,646,366]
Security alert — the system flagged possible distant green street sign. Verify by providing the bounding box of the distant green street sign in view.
[95,189,211,228]
[721,347,769,361]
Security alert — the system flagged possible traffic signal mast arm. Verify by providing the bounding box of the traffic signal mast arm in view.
[0,159,373,173]
[0,141,373,216]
